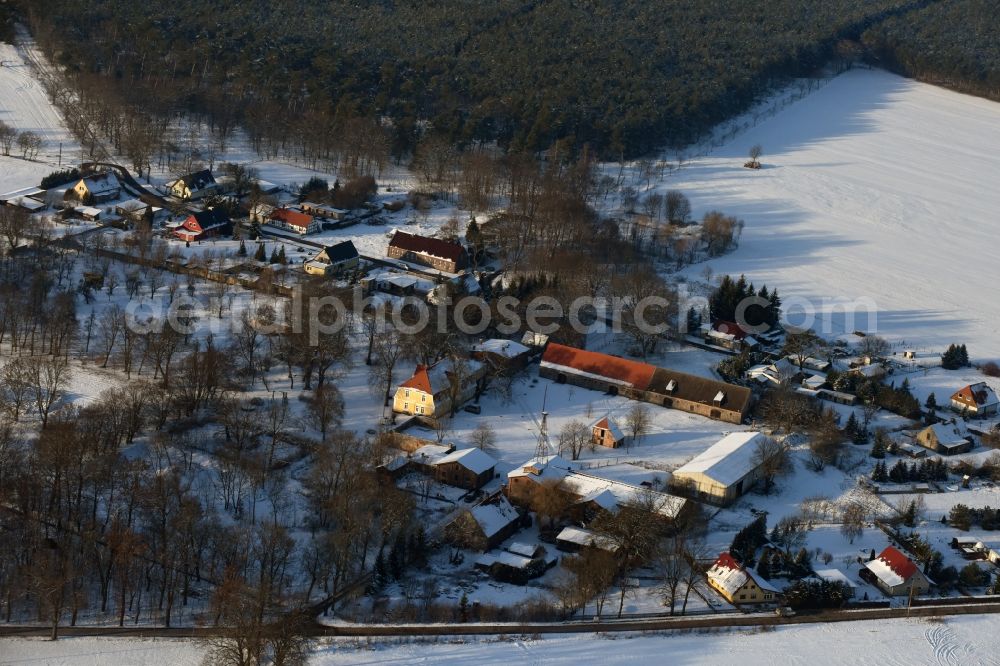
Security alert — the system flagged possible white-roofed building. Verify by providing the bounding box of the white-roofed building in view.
[813,568,857,597]
[706,553,780,605]
[555,526,618,553]
[672,431,771,505]
[432,447,498,490]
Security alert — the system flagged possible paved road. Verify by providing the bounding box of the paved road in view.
[2,601,1000,639]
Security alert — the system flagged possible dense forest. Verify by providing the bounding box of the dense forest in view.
[861,0,1000,99]
[12,0,1000,159]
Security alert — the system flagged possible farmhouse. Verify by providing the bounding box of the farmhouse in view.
[433,447,498,490]
[812,568,857,598]
[915,420,973,455]
[590,415,625,449]
[861,546,931,596]
[539,343,752,424]
[444,494,521,552]
[392,357,485,419]
[171,208,231,242]
[304,241,359,276]
[706,553,780,606]
[746,358,800,387]
[671,431,772,505]
[71,172,121,203]
[268,207,320,235]
[951,382,999,417]
[167,169,217,200]
[387,230,467,273]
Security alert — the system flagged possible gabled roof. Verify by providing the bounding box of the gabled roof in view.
[865,546,919,588]
[590,415,624,442]
[541,343,656,389]
[922,420,970,447]
[79,172,120,196]
[558,471,686,519]
[507,454,575,481]
[673,432,768,487]
[468,496,519,538]
[555,526,617,552]
[952,382,999,410]
[270,207,314,229]
[434,447,497,475]
[389,230,465,262]
[472,339,530,358]
[398,357,483,395]
[712,320,750,340]
[318,240,359,263]
[707,553,779,596]
[177,169,216,191]
[648,367,752,414]
[189,207,230,229]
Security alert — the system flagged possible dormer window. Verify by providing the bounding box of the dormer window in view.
[714,390,725,405]
[666,379,677,393]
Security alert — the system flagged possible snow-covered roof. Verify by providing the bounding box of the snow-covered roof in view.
[521,331,549,347]
[590,415,624,442]
[74,205,102,217]
[925,420,970,446]
[410,443,452,464]
[813,568,856,588]
[12,197,45,211]
[507,454,575,481]
[708,553,778,596]
[864,546,919,588]
[673,431,768,487]
[469,496,519,538]
[559,471,686,519]
[707,555,750,596]
[555,526,617,552]
[79,172,120,196]
[475,550,532,569]
[472,338,530,358]
[506,542,541,558]
[434,447,497,475]
[952,382,999,410]
[116,198,148,213]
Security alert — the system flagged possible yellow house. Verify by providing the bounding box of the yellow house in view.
[71,172,121,202]
[706,553,779,605]
[393,357,484,419]
[168,169,217,200]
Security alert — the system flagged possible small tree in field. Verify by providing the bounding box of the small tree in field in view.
[745,144,763,169]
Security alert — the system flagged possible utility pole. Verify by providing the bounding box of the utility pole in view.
[58,142,62,166]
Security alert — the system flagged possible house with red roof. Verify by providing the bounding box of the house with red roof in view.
[951,382,999,417]
[392,357,485,419]
[539,343,752,424]
[266,207,319,235]
[861,546,930,596]
[171,208,231,242]
[706,553,780,605]
[387,230,468,273]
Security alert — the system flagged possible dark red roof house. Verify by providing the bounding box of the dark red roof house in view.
[387,231,468,272]
[172,208,231,242]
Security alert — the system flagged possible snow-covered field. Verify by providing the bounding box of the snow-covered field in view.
[4,615,1000,665]
[665,68,1000,361]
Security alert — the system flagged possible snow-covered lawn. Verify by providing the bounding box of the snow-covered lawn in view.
[664,68,1000,361]
[5,614,1000,664]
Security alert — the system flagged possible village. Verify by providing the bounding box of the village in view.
[3,150,1000,630]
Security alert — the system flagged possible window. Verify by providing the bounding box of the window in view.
[710,409,722,419]
[764,593,772,600]
[421,394,426,402]
[405,390,410,398]
[739,594,746,600]
[403,403,409,410]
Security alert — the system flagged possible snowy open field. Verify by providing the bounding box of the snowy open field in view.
[4,615,1000,665]
[666,68,1000,361]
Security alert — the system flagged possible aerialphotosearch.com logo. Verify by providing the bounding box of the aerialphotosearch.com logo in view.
[123,283,879,344]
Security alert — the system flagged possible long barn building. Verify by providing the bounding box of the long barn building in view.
[539,343,752,424]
